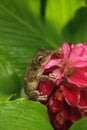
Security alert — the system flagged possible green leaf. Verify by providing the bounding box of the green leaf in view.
[62,7,87,43]
[0,98,54,130]
[0,58,21,101]
[0,0,59,85]
[69,117,87,130]
[45,0,85,33]
[0,93,14,102]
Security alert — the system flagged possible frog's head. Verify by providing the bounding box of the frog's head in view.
[32,47,51,69]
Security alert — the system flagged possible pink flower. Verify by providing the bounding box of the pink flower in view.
[44,42,87,87]
[43,43,87,107]
[38,43,87,130]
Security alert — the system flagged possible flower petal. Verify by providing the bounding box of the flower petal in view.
[39,80,55,96]
[71,108,82,122]
[68,68,87,87]
[43,59,62,70]
[68,44,87,67]
[72,57,87,67]
[51,52,63,59]
[61,101,72,120]
[47,94,62,113]
[61,42,74,59]
[69,43,87,60]
[63,84,80,106]
[78,88,87,109]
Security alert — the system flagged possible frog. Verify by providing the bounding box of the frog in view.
[24,47,52,102]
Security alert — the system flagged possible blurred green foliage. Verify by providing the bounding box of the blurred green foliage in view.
[0,0,87,129]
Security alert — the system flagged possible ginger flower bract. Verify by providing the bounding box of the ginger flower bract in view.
[39,43,87,130]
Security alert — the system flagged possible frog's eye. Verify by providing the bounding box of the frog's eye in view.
[38,55,44,63]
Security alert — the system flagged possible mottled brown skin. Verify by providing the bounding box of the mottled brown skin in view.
[24,47,52,101]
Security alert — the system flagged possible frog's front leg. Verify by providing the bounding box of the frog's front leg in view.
[27,90,48,101]
[39,74,57,83]
[25,80,48,102]
[25,74,57,102]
